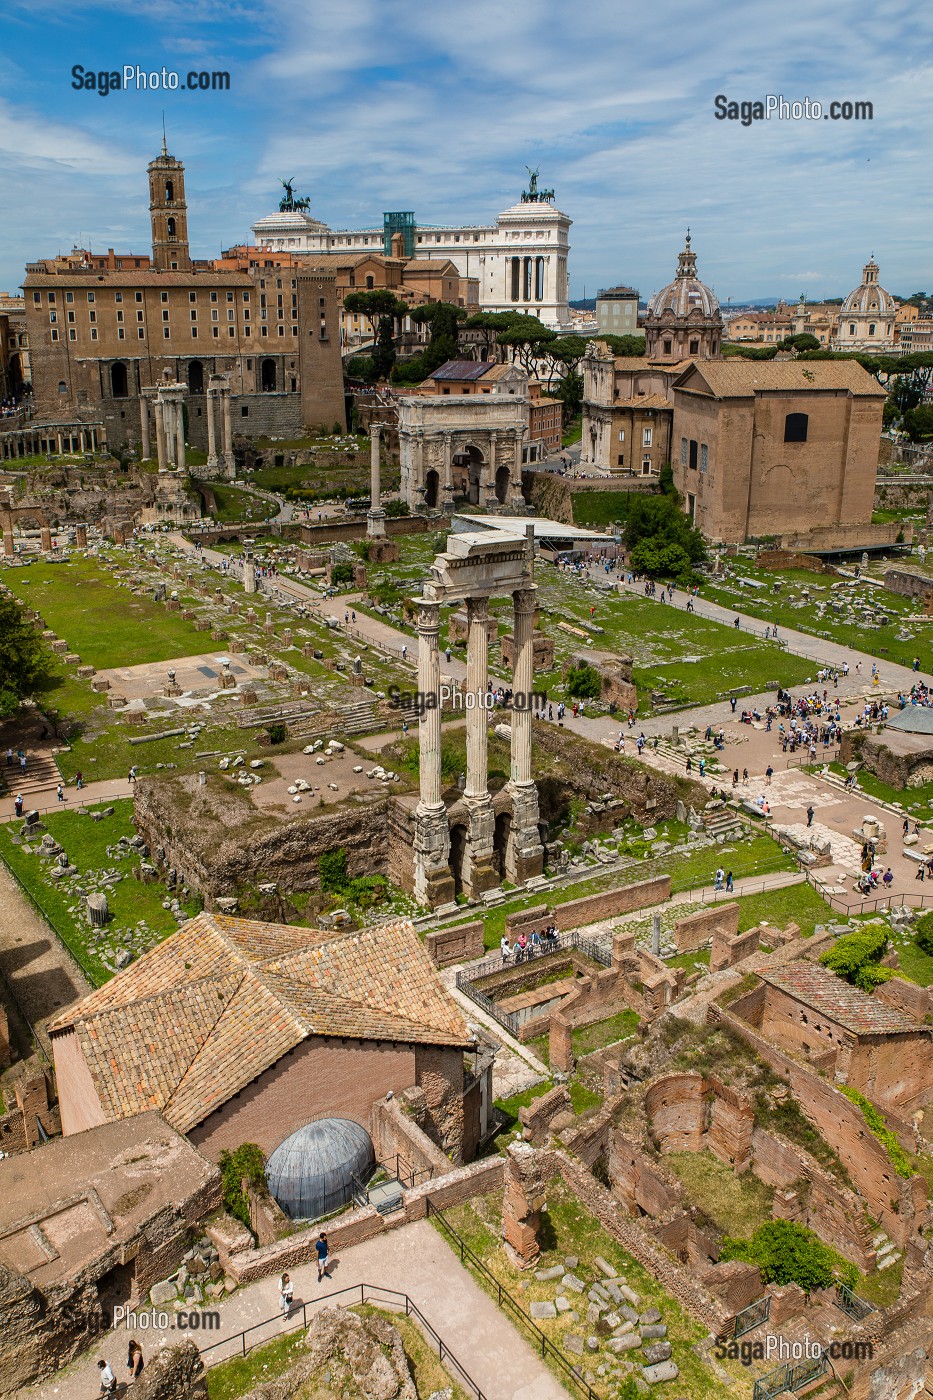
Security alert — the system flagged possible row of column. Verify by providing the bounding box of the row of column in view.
[413,586,541,904]
[140,375,232,474]
[0,426,101,460]
[206,376,234,475]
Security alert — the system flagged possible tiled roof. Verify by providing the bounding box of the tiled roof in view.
[675,359,885,397]
[51,914,472,1134]
[614,394,672,410]
[430,360,493,381]
[761,963,924,1035]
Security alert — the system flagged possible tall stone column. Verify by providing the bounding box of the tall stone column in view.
[413,599,454,907]
[206,387,218,470]
[222,388,234,476]
[441,432,455,513]
[140,398,151,460]
[463,595,498,895]
[154,401,167,471]
[509,427,526,506]
[506,585,544,884]
[484,431,499,507]
[175,401,186,472]
[367,424,386,537]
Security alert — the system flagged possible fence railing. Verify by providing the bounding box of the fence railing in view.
[426,1197,600,1400]
[455,930,610,1038]
[753,1351,827,1400]
[725,1293,771,1340]
[834,1281,876,1322]
[198,1280,487,1397]
[803,866,933,916]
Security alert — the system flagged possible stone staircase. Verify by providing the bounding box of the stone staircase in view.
[290,699,378,739]
[871,1228,902,1271]
[0,748,62,798]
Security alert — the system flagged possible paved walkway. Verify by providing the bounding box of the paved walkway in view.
[0,858,91,1054]
[27,1219,569,1400]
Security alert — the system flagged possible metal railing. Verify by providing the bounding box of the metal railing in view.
[426,1197,600,1400]
[455,930,610,1037]
[723,1293,771,1340]
[198,1280,487,1397]
[753,1351,827,1400]
[803,866,933,916]
[834,1281,876,1322]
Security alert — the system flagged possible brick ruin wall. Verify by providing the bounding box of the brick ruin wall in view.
[426,920,485,968]
[674,901,739,953]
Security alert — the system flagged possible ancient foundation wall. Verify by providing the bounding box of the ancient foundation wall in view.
[425,920,485,968]
[674,901,739,953]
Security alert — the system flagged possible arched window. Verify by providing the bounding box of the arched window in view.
[110,362,128,398]
[784,412,808,443]
[165,179,174,201]
[167,217,176,239]
[58,379,67,395]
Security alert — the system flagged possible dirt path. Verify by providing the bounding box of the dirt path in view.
[0,860,92,1054]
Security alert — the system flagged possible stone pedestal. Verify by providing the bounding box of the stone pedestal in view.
[40,525,53,552]
[75,524,88,548]
[501,1143,548,1269]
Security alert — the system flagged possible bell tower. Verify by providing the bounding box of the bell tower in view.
[148,137,191,271]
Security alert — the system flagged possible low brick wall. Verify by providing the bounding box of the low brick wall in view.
[555,876,671,930]
[518,1085,571,1146]
[426,920,485,968]
[710,925,760,972]
[226,1155,505,1283]
[505,904,550,938]
[674,901,739,953]
[371,1096,451,1179]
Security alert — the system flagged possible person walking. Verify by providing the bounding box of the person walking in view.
[56,783,65,804]
[500,934,512,963]
[445,646,452,664]
[316,1232,330,1281]
[127,1339,144,1382]
[4,747,11,767]
[730,696,737,713]
[13,793,23,818]
[279,1272,293,1314]
[733,616,740,629]
[765,765,773,786]
[715,867,724,891]
[725,870,734,893]
[97,1359,117,1396]
[806,805,814,827]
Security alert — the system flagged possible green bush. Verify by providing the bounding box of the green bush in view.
[720,1220,854,1294]
[331,562,355,585]
[218,1143,266,1228]
[915,911,933,956]
[319,847,349,892]
[266,723,288,745]
[820,926,891,993]
[384,499,409,517]
[565,663,601,700]
[840,1086,913,1177]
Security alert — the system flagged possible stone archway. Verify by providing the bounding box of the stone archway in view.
[187,360,204,394]
[493,809,512,876]
[424,469,440,509]
[495,464,510,504]
[449,822,468,895]
[110,362,128,398]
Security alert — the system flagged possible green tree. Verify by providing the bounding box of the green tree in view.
[217,1143,267,1228]
[391,301,465,383]
[343,290,408,343]
[345,354,374,382]
[371,316,397,380]
[565,663,602,700]
[0,593,52,718]
[903,404,933,441]
[497,315,558,373]
[721,1220,852,1294]
[819,926,894,993]
[320,847,349,892]
[779,332,821,352]
[553,369,583,424]
[463,310,525,356]
[915,911,933,957]
[599,333,646,357]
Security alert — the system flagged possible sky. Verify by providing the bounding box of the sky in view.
[1,0,931,305]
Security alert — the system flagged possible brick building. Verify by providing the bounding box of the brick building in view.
[757,963,933,1113]
[670,358,885,543]
[580,344,688,476]
[22,141,345,451]
[50,912,480,1165]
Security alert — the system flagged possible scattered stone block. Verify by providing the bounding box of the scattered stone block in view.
[642,1343,672,1365]
[642,1360,679,1385]
[535,1266,565,1281]
[607,1334,642,1354]
[564,1334,584,1356]
[562,1273,586,1293]
[594,1257,617,1278]
[530,1301,557,1320]
[639,1324,667,1340]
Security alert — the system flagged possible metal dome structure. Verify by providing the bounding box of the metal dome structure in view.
[265,1118,376,1222]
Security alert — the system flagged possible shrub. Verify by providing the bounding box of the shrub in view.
[266,723,288,745]
[840,1086,913,1178]
[384,499,409,517]
[720,1220,854,1294]
[820,925,890,992]
[218,1143,266,1228]
[565,663,601,700]
[331,562,355,585]
[915,911,933,957]
[319,847,349,892]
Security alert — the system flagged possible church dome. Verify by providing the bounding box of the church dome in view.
[841,259,895,317]
[265,1118,375,1222]
[646,234,720,320]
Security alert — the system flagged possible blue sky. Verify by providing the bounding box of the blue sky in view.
[1,0,931,304]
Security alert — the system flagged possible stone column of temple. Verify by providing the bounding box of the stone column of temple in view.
[441,432,455,512]
[206,387,218,470]
[222,388,234,475]
[510,427,526,505]
[154,400,167,471]
[40,522,53,552]
[140,399,151,460]
[485,431,498,507]
[465,596,490,800]
[175,401,186,472]
[505,584,545,884]
[367,424,386,537]
[75,524,88,548]
[413,598,454,907]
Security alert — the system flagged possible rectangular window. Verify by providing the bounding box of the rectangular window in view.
[191,326,198,338]
[118,328,125,340]
[228,308,234,321]
[210,291,218,302]
[65,291,74,303]
[137,310,144,322]
[114,292,123,303]
[160,291,168,303]
[138,327,145,339]
[260,325,267,336]
[619,430,625,442]
[190,309,197,321]
[189,291,197,303]
[69,328,76,340]
[90,328,97,341]
[67,310,75,323]
[49,311,57,324]
[89,310,96,323]
[135,292,143,303]
[50,328,59,341]
[643,427,652,446]
[117,310,124,322]
[163,326,170,338]
[227,290,234,302]
[48,291,56,303]
[32,291,40,304]
[244,325,251,337]
[700,444,708,472]
[211,309,218,321]
[278,325,285,336]
[87,291,95,303]
[162,309,169,321]
[212,326,219,337]
[228,326,235,336]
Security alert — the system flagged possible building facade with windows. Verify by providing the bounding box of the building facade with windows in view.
[22,143,345,450]
[670,359,885,543]
[832,259,897,352]
[595,285,640,338]
[252,189,572,330]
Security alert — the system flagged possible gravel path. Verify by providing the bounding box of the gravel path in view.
[0,859,92,1054]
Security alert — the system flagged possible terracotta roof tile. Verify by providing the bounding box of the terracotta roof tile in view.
[52,915,471,1134]
[761,963,924,1035]
[675,359,885,397]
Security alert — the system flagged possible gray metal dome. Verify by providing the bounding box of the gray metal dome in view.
[266,1118,375,1222]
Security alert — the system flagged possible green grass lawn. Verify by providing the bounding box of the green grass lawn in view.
[209,483,271,522]
[893,937,933,987]
[571,1007,639,1057]
[571,491,640,529]
[734,881,833,937]
[561,415,582,446]
[0,800,200,985]
[439,1181,753,1399]
[666,1149,774,1237]
[824,760,933,820]
[666,946,711,973]
[4,557,221,668]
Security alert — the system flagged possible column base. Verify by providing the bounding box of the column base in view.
[413,802,455,908]
[366,508,387,538]
[461,795,499,898]
[505,781,545,885]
